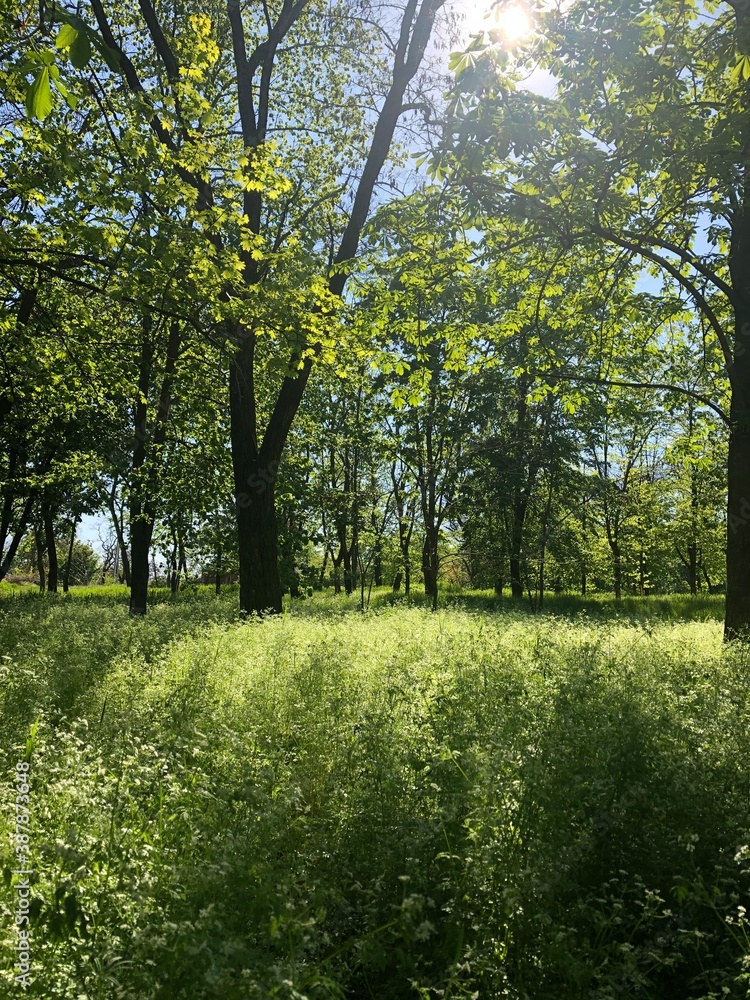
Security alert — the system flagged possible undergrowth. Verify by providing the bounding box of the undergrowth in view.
[1,597,749,998]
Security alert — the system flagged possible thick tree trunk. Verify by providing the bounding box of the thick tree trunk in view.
[724,0,750,638]
[130,518,151,615]
[230,329,294,615]
[236,485,283,614]
[509,555,523,599]
[725,418,750,637]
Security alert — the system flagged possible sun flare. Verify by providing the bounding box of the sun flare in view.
[495,4,533,41]
[459,1,534,43]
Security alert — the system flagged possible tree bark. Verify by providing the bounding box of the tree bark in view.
[509,507,525,599]
[130,518,151,613]
[725,418,750,636]
[129,317,180,614]
[107,484,131,587]
[725,152,750,636]
[422,529,439,607]
[236,480,283,614]
[35,526,45,593]
[63,516,78,592]
[611,539,622,600]
[43,503,58,593]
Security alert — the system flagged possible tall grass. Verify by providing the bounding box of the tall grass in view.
[1,597,749,998]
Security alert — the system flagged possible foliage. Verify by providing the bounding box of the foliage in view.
[1,593,749,998]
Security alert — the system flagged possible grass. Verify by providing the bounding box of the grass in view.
[1,591,749,998]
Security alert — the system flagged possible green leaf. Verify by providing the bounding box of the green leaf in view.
[53,77,79,111]
[26,68,54,120]
[70,30,93,70]
[55,24,79,50]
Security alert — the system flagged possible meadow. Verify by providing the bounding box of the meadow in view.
[1,589,749,999]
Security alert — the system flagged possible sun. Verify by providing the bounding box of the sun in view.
[458,2,534,43]
[495,4,533,41]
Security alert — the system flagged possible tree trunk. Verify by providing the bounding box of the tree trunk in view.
[63,516,78,593]
[35,527,45,593]
[724,0,750,639]
[509,499,526,599]
[130,321,153,615]
[422,529,439,607]
[130,517,151,615]
[687,542,698,596]
[43,504,58,593]
[317,547,328,590]
[725,146,750,636]
[612,540,622,600]
[236,485,283,614]
[107,486,131,587]
[581,503,587,596]
[229,328,300,615]
[538,539,546,611]
[215,536,222,595]
[373,539,383,587]
[725,419,750,637]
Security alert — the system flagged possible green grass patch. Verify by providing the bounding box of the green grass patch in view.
[1,596,748,998]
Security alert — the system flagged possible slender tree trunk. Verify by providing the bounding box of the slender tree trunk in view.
[63,516,78,593]
[35,527,45,593]
[169,529,179,594]
[687,542,698,596]
[317,547,328,590]
[107,486,131,587]
[43,503,58,593]
[581,503,587,597]
[422,528,439,606]
[538,540,546,611]
[612,540,622,600]
[130,319,181,614]
[215,536,222,595]
[130,320,154,615]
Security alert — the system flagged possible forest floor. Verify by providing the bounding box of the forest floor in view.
[1,589,748,999]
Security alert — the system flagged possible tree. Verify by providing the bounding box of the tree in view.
[59,0,447,614]
[442,0,750,635]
